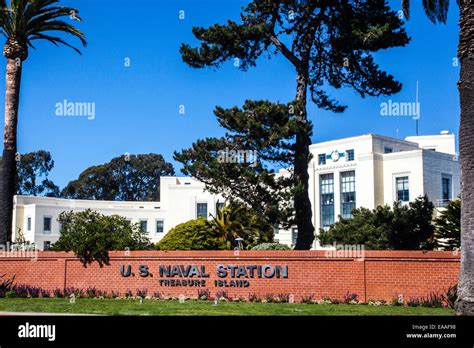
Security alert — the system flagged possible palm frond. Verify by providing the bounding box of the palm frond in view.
[422,0,450,24]
[0,0,86,56]
[402,0,410,19]
[29,32,81,54]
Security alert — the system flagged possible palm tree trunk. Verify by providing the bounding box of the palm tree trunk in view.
[293,71,315,250]
[0,58,23,245]
[455,0,474,316]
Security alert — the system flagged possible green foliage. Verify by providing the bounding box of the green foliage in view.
[52,209,152,267]
[175,101,297,229]
[16,151,60,197]
[252,243,290,250]
[180,1,410,112]
[229,202,274,249]
[434,199,461,250]
[156,218,228,251]
[0,0,87,57]
[62,154,174,201]
[318,195,436,250]
[179,1,410,250]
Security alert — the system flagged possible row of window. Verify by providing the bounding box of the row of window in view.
[31,202,226,235]
[319,173,453,229]
[318,149,355,165]
[320,171,357,229]
[138,220,165,234]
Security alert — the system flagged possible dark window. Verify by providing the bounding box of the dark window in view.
[156,220,164,234]
[346,149,355,161]
[318,154,326,165]
[291,228,298,246]
[341,171,356,218]
[43,217,52,234]
[384,147,393,154]
[43,241,51,251]
[27,217,31,231]
[197,203,208,218]
[320,173,335,229]
[139,220,148,233]
[396,176,409,202]
[442,175,451,201]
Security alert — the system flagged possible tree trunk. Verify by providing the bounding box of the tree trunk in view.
[293,71,315,250]
[0,59,22,245]
[456,0,474,316]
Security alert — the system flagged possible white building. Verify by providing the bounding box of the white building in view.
[12,132,460,250]
[13,177,225,250]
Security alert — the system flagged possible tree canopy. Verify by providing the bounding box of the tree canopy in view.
[52,209,152,267]
[15,151,60,197]
[434,199,461,250]
[318,195,436,250]
[179,0,410,249]
[175,100,296,228]
[62,154,174,201]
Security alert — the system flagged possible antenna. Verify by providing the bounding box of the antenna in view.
[415,81,419,136]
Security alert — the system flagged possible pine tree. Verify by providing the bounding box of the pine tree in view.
[180,0,410,249]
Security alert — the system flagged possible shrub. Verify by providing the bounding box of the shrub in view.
[301,294,315,304]
[197,289,210,301]
[248,293,260,303]
[52,209,152,267]
[64,287,84,298]
[136,289,147,299]
[156,218,228,250]
[444,284,457,309]
[252,243,290,250]
[53,289,64,298]
[0,275,15,298]
[5,291,18,298]
[319,195,436,250]
[215,291,230,301]
[343,292,359,304]
[407,292,445,308]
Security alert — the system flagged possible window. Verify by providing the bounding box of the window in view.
[156,220,164,234]
[341,171,356,218]
[442,175,452,201]
[320,173,335,229]
[43,241,51,251]
[27,217,31,231]
[43,217,52,234]
[216,202,225,212]
[346,149,355,161]
[396,176,409,202]
[291,228,298,246]
[196,203,208,218]
[318,153,326,165]
[139,220,148,233]
[384,147,393,154]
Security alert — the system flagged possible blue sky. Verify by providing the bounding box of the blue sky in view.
[0,0,461,188]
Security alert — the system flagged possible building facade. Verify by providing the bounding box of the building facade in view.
[12,132,460,250]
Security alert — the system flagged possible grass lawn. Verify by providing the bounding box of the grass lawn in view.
[0,298,454,316]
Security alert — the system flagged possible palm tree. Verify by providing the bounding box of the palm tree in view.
[402,0,474,316]
[209,205,245,249]
[0,0,86,246]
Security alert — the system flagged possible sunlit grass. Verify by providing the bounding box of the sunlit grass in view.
[0,298,454,316]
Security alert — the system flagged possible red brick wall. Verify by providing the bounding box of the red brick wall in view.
[0,250,459,302]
